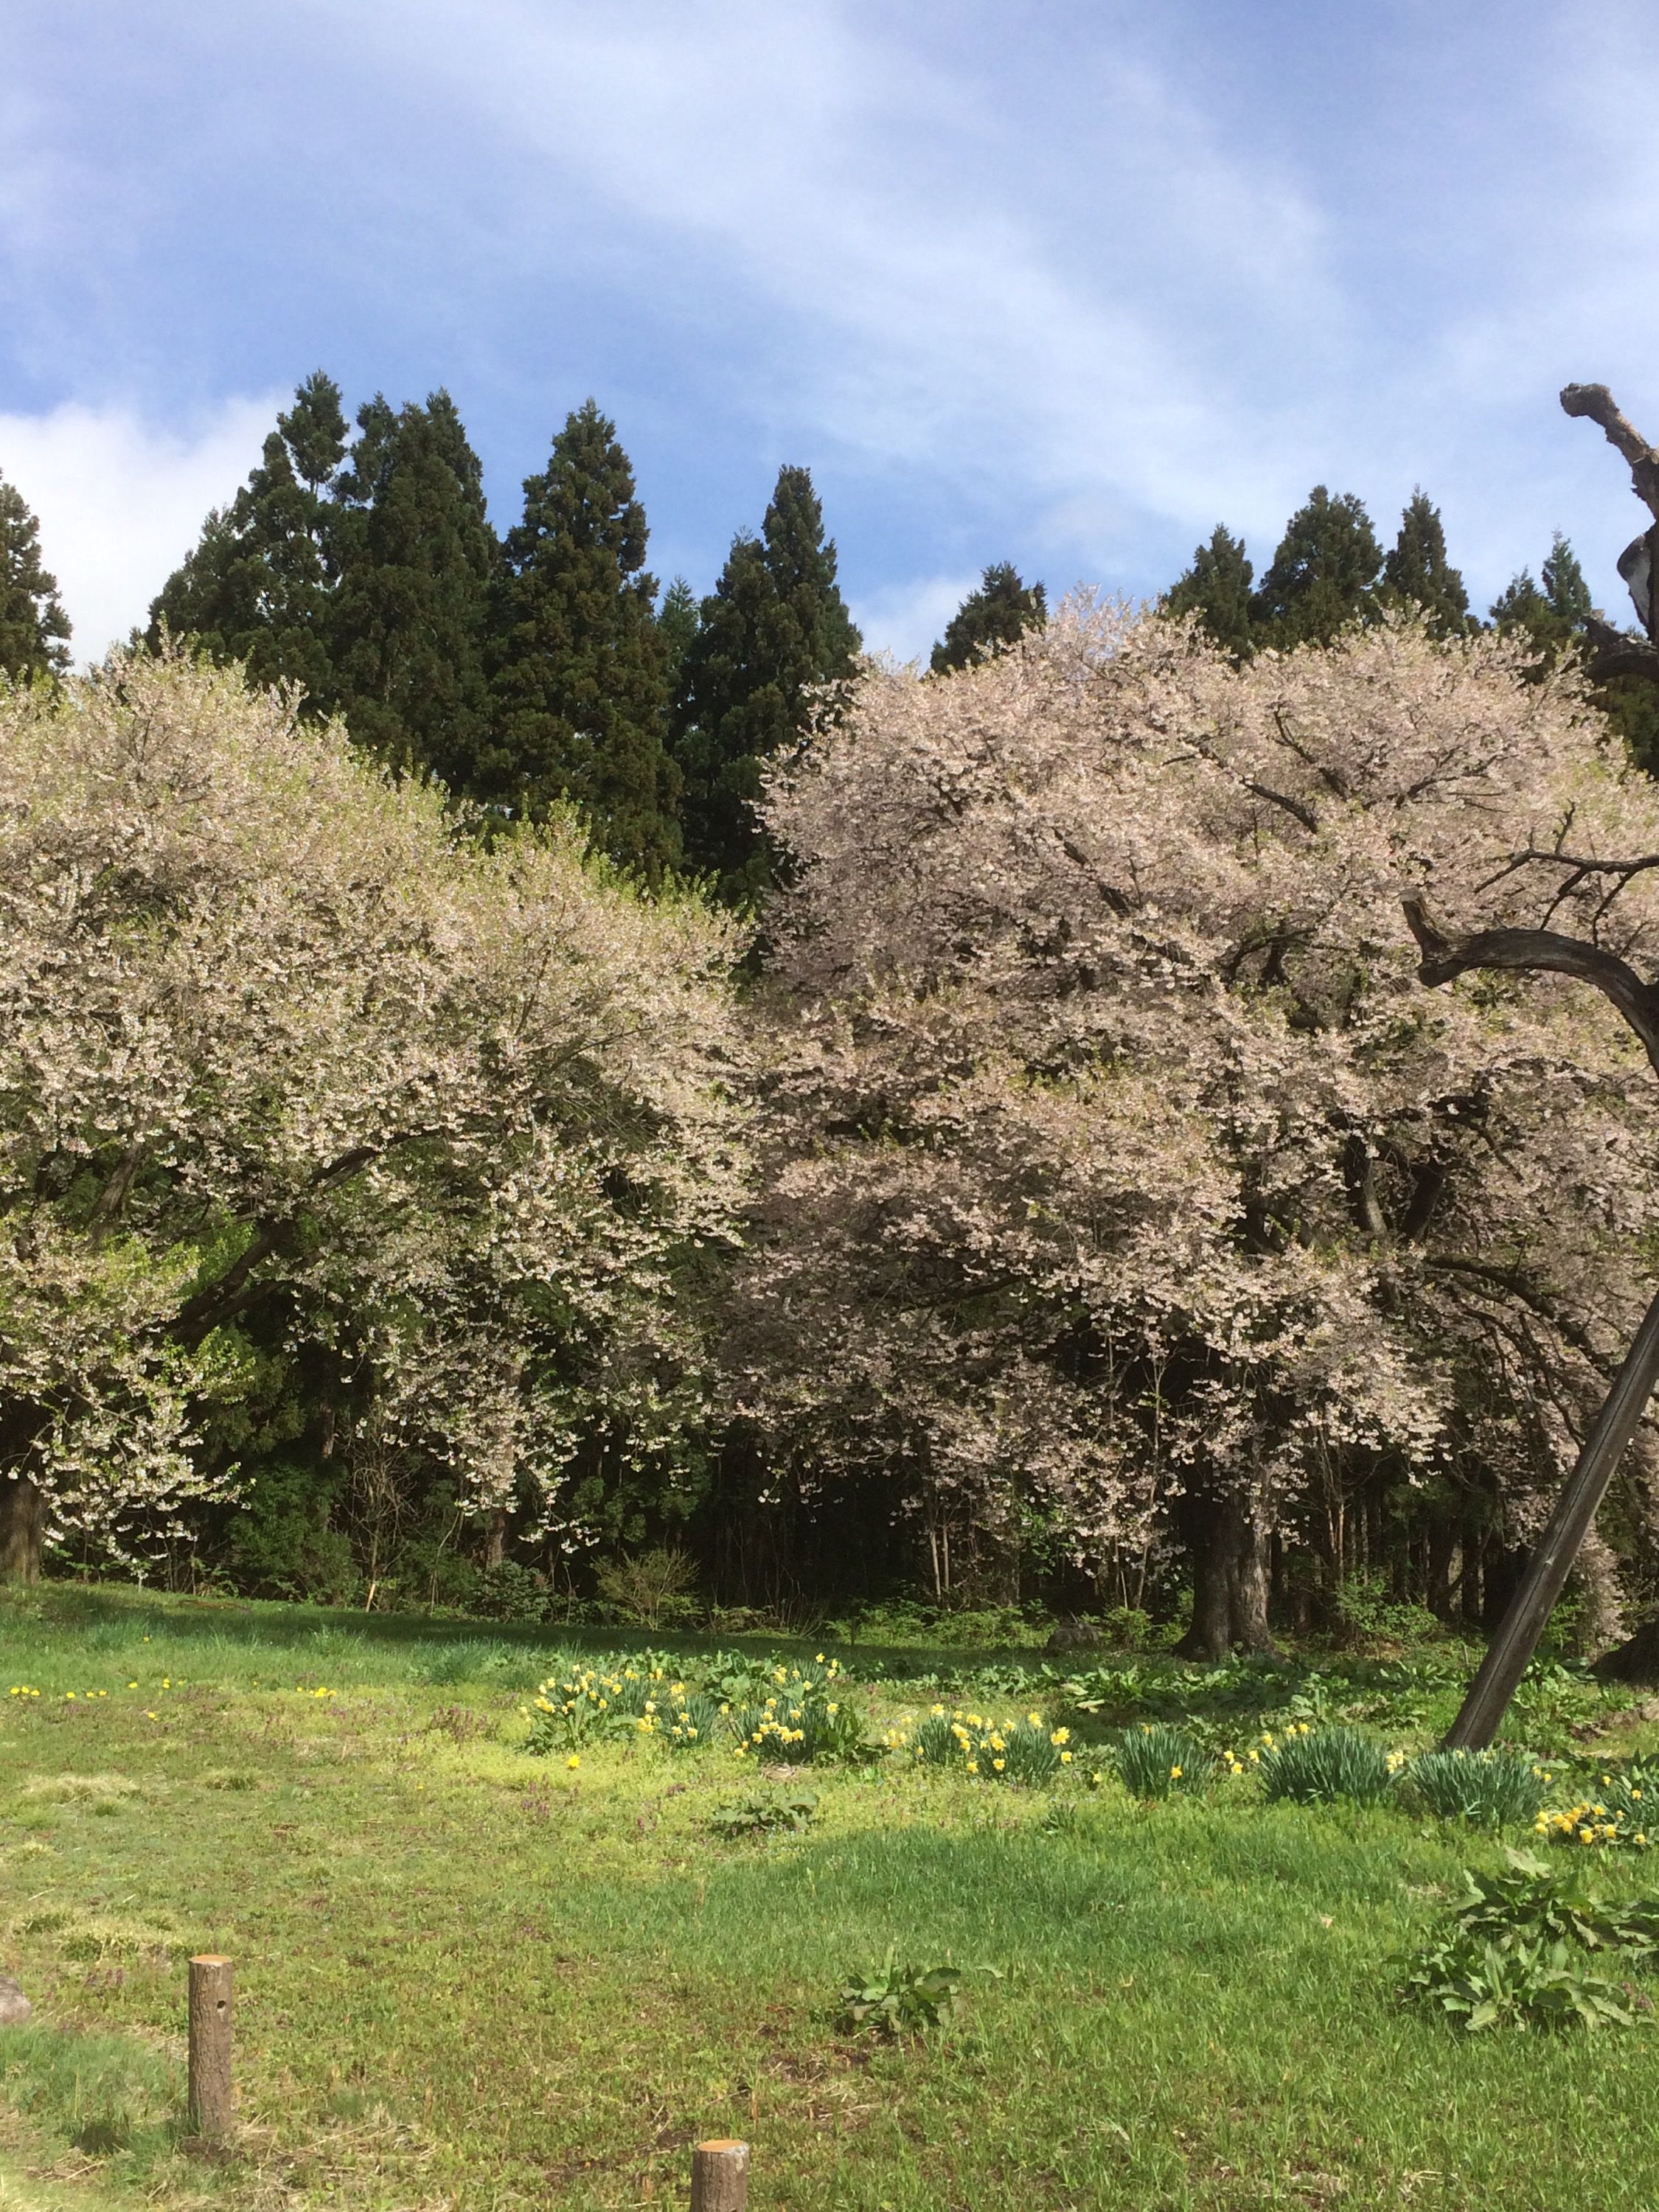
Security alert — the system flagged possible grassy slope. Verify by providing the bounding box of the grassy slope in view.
[1,1586,1657,2211]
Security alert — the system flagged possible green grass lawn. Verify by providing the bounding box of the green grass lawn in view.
[2,1585,1658,2211]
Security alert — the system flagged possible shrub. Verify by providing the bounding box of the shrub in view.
[1408,1748,1548,1829]
[909,1705,1072,1785]
[1255,1725,1394,1806]
[1110,1722,1214,1800]
[594,1548,700,1629]
[473,1562,550,1623]
[1399,1848,1659,2032]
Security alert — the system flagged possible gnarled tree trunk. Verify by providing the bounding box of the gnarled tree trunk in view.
[1175,1486,1277,1659]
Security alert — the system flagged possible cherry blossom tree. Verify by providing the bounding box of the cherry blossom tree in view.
[0,650,748,1581]
[735,601,1659,1652]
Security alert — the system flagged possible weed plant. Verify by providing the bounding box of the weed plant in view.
[709,1790,818,1840]
[835,1952,964,2039]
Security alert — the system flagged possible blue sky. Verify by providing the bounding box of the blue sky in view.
[4,0,1658,661]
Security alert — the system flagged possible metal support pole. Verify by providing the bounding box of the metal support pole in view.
[1444,1285,1659,1750]
[187,1954,234,2140]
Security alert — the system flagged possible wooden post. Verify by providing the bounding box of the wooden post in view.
[690,2138,748,2212]
[1444,1284,1659,1750]
[187,1955,234,2140]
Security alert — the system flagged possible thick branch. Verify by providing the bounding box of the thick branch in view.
[1402,894,1659,1076]
[1562,383,1659,522]
[1586,613,1659,686]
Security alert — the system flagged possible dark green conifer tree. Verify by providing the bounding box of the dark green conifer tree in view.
[930,563,1046,673]
[1489,535,1592,661]
[672,465,860,905]
[0,470,70,681]
[1250,487,1383,649]
[1163,526,1253,658]
[657,577,698,689]
[147,372,347,711]
[1381,491,1470,636]
[330,390,498,789]
[487,400,679,880]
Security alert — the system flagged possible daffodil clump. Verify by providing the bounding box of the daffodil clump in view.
[909,1706,1072,1786]
[726,1659,874,1765]
[1110,1721,1214,1800]
[1254,1723,1396,1806]
[522,1660,667,1752]
[1537,1762,1658,1851]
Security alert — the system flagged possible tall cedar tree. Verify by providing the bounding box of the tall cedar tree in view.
[1382,490,1470,636]
[1251,486,1382,649]
[673,465,860,905]
[930,563,1047,673]
[330,391,498,789]
[657,577,699,691]
[489,401,679,880]
[1164,526,1254,658]
[0,470,70,680]
[147,373,348,712]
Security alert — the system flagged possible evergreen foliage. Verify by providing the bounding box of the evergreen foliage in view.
[1164,526,1253,658]
[330,389,498,789]
[657,577,699,689]
[147,372,347,711]
[930,563,1046,674]
[1382,491,1470,636]
[672,465,860,905]
[0,470,70,681]
[488,400,679,881]
[1251,486,1383,649]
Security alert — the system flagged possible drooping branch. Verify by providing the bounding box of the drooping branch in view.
[1561,383,1659,523]
[1401,893,1659,1076]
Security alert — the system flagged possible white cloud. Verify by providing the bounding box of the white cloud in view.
[849,572,978,666]
[0,397,276,660]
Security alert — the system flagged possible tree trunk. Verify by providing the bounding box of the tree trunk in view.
[1176,1489,1278,1659]
[483,1509,507,1572]
[0,1475,44,1584]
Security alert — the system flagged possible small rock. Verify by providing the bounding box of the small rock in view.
[1045,1615,1103,1655]
[0,1976,32,2026]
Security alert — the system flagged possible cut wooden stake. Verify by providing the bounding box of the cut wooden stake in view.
[690,2137,749,2212]
[187,1954,234,2140]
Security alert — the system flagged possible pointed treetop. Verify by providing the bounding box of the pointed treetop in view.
[486,400,679,883]
[931,563,1048,674]
[1382,491,1470,636]
[0,470,71,681]
[1164,526,1253,659]
[1251,486,1383,650]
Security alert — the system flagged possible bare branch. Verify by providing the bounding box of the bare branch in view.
[1561,383,1659,522]
[1401,893,1659,1074]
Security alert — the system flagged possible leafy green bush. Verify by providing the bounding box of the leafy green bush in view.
[1399,1848,1659,2033]
[473,1562,549,1622]
[1402,1934,1636,2032]
[909,1705,1073,1784]
[1110,1722,1214,1800]
[1255,1725,1394,1806]
[709,1789,817,1840]
[593,1547,699,1629]
[836,1951,964,2038]
[1408,1747,1548,1829]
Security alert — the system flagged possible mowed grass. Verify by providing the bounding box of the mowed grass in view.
[1,1588,1658,2209]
